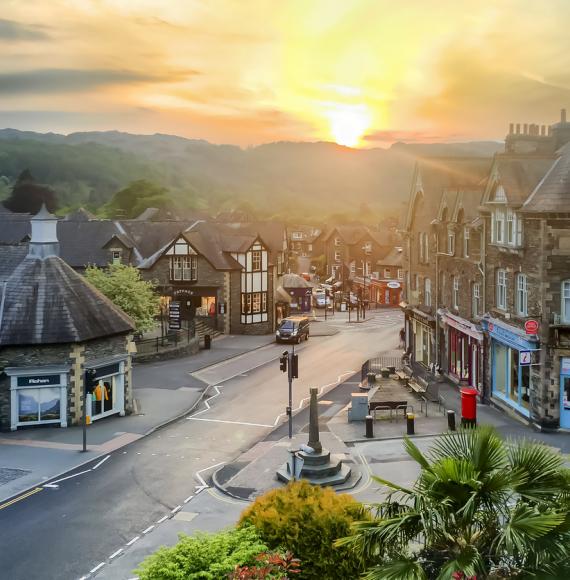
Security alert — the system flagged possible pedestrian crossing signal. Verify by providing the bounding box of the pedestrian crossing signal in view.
[291,354,299,379]
[280,351,288,373]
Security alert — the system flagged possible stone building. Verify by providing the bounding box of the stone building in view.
[401,157,491,370]
[0,207,135,431]
[402,108,570,430]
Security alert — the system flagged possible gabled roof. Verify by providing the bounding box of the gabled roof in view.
[405,157,492,229]
[377,246,404,267]
[482,155,555,207]
[0,254,134,346]
[522,143,570,212]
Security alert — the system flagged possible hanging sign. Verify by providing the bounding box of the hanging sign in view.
[387,281,401,289]
[520,351,532,365]
[525,320,539,335]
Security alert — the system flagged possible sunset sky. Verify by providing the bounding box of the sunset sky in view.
[2,0,570,147]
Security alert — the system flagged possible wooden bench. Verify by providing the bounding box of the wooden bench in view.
[408,377,428,395]
[395,370,408,381]
[369,400,411,421]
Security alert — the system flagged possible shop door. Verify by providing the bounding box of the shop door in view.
[560,364,570,428]
[91,378,114,419]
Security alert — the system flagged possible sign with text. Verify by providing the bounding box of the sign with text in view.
[169,301,182,330]
[17,374,60,387]
[387,281,401,289]
[525,319,539,335]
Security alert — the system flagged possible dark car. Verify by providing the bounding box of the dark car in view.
[275,316,310,344]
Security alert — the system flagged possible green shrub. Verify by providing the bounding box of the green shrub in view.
[134,526,268,580]
[239,480,368,580]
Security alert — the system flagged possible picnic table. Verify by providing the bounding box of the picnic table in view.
[369,378,413,420]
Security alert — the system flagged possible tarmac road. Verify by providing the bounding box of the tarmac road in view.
[0,310,402,580]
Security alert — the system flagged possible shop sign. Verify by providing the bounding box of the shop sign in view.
[218,302,226,315]
[486,318,536,351]
[387,281,401,289]
[520,351,532,365]
[93,363,121,380]
[17,374,60,387]
[169,301,182,330]
[525,319,539,335]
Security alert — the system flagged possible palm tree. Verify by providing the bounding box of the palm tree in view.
[339,426,570,579]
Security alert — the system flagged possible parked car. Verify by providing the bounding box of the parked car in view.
[275,316,310,344]
[313,291,332,309]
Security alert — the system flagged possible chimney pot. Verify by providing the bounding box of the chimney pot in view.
[516,123,521,134]
[562,108,567,123]
[523,123,528,134]
[541,125,546,136]
[548,125,552,136]
[509,123,514,134]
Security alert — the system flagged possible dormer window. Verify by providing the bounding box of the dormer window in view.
[166,238,198,281]
[492,208,522,247]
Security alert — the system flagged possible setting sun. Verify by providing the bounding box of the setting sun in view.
[325,103,371,148]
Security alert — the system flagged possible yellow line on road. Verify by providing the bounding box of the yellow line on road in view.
[0,487,43,510]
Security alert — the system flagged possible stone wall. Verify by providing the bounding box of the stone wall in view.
[0,333,132,430]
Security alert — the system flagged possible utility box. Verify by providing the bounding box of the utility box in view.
[348,392,369,421]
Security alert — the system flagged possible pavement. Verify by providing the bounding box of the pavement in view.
[0,333,274,504]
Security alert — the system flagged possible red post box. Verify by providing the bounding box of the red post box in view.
[460,388,478,427]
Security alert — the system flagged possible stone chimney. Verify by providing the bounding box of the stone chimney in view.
[562,109,567,123]
[28,204,60,259]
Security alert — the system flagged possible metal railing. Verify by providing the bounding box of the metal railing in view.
[134,322,196,356]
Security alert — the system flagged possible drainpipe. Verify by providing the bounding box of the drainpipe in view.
[434,231,440,370]
[478,218,487,399]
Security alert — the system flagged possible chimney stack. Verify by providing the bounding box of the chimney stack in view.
[516,123,521,134]
[541,125,546,136]
[509,123,514,134]
[562,109,567,123]
[523,123,528,134]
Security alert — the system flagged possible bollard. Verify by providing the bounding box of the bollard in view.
[447,410,456,431]
[406,413,415,435]
[365,415,374,438]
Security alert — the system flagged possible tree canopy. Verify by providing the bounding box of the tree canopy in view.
[85,263,159,332]
[2,169,58,214]
[104,179,171,218]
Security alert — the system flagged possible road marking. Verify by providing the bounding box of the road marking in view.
[44,469,92,487]
[0,487,43,510]
[184,495,193,504]
[110,548,123,559]
[171,505,182,514]
[126,536,140,546]
[195,461,225,493]
[191,385,223,417]
[142,525,155,534]
[156,515,169,524]
[89,562,105,574]
[188,417,273,428]
[92,454,111,470]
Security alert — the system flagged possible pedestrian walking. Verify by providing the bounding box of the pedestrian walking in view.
[399,327,406,349]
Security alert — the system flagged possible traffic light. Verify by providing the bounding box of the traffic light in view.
[279,351,288,373]
[290,354,299,379]
[84,368,97,394]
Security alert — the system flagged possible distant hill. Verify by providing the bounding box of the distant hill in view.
[0,128,503,219]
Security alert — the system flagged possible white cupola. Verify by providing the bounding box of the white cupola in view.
[28,203,60,258]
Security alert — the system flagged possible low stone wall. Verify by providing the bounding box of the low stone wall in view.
[133,335,200,364]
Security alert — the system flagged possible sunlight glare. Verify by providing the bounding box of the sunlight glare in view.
[325,103,371,148]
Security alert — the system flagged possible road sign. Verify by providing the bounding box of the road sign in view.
[525,319,539,334]
[520,351,532,365]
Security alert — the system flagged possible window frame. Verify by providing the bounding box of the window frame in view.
[334,251,342,262]
[562,280,570,323]
[251,250,262,272]
[463,228,470,258]
[516,273,528,316]
[496,269,507,310]
[425,278,432,307]
[472,282,481,317]
[384,268,391,279]
[448,232,455,256]
[452,276,459,310]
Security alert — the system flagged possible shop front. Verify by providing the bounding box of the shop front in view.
[440,310,483,388]
[560,358,570,429]
[370,280,402,307]
[409,309,435,368]
[172,286,220,330]
[7,366,69,430]
[86,360,126,423]
[483,317,539,418]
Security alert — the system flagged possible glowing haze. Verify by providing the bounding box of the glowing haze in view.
[2,0,570,147]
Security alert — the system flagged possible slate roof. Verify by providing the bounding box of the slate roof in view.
[0,254,135,346]
[377,246,404,267]
[320,225,389,246]
[282,273,310,289]
[0,245,28,282]
[487,155,555,206]
[64,207,95,221]
[406,157,492,229]
[522,143,570,212]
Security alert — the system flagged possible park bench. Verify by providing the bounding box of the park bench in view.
[369,400,411,421]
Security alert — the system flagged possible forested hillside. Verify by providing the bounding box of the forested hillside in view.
[0,129,502,220]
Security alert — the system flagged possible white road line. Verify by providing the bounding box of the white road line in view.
[156,515,169,524]
[89,562,105,574]
[142,525,155,534]
[126,536,140,546]
[92,455,111,470]
[187,417,273,428]
[184,495,193,504]
[47,469,92,486]
[195,461,225,491]
[109,548,123,559]
[191,385,223,417]
[171,505,182,514]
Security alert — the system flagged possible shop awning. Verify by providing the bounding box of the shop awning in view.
[438,309,484,341]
